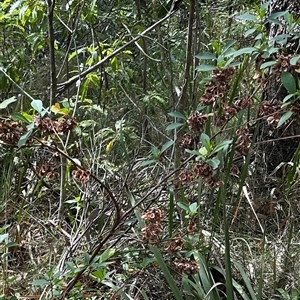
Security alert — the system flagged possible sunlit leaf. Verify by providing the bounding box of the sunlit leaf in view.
[10,112,32,123]
[290,56,300,66]
[99,248,115,263]
[51,103,69,115]
[199,147,208,157]
[189,202,198,213]
[0,96,17,109]
[283,94,295,103]
[106,139,115,153]
[31,99,43,114]
[0,233,8,244]
[207,158,220,169]
[111,57,119,72]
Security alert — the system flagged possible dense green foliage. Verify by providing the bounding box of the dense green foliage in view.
[1,0,300,299]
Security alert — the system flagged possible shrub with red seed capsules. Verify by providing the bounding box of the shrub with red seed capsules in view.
[142,208,163,222]
[34,116,77,135]
[174,257,199,275]
[141,222,162,244]
[179,133,199,150]
[200,66,235,106]
[187,220,197,233]
[187,112,208,132]
[235,128,252,155]
[194,162,213,178]
[165,235,184,253]
[0,120,26,146]
[178,171,194,183]
[72,168,91,183]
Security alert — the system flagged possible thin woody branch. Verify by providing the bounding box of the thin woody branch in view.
[56,8,180,95]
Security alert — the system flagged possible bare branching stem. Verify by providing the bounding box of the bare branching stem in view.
[56,8,180,95]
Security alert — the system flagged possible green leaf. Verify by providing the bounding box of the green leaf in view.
[4,241,18,248]
[150,245,184,300]
[168,111,186,119]
[66,262,76,271]
[17,129,33,148]
[290,56,300,66]
[196,64,215,72]
[31,99,44,114]
[199,147,208,157]
[32,279,49,287]
[151,146,160,158]
[200,133,211,151]
[244,28,256,37]
[233,261,257,300]
[185,149,202,156]
[165,122,184,131]
[283,93,295,103]
[206,159,220,169]
[260,61,277,69]
[231,279,251,300]
[0,96,17,109]
[272,34,290,45]
[277,111,293,128]
[277,288,289,299]
[177,202,190,212]
[99,248,115,263]
[226,61,241,68]
[92,269,106,280]
[84,252,90,263]
[281,71,297,93]
[222,40,236,53]
[211,140,232,154]
[266,18,284,27]
[195,52,216,60]
[267,11,288,21]
[0,233,8,244]
[140,160,157,167]
[10,112,32,123]
[161,140,174,153]
[236,13,257,21]
[189,202,198,213]
[232,47,257,58]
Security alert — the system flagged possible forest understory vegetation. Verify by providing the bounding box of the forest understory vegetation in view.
[1,0,300,299]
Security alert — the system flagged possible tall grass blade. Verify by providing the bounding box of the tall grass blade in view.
[150,245,184,300]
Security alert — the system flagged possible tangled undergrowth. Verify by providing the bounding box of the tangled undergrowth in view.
[1,1,300,300]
